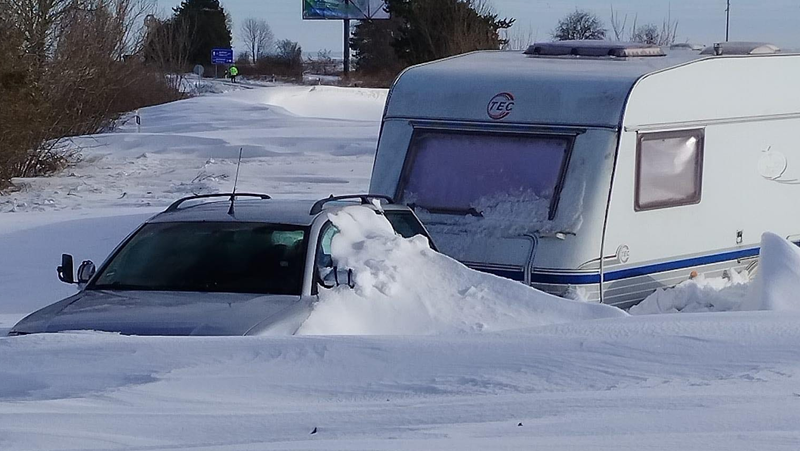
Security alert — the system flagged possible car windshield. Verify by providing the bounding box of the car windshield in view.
[91,222,308,295]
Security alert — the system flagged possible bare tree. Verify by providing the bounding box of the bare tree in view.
[239,18,273,64]
[610,4,679,45]
[631,24,659,44]
[306,49,337,75]
[502,26,537,51]
[610,5,635,41]
[143,14,195,75]
[1,0,180,185]
[552,9,607,41]
[7,0,75,71]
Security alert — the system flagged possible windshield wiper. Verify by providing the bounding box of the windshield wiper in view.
[91,282,159,291]
[407,203,484,217]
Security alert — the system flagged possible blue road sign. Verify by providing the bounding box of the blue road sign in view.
[211,48,234,64]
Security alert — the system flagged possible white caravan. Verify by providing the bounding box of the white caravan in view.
[369,41,800,307]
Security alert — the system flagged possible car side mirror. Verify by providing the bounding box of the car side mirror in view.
[331,266,356,289]
[77,260,96,284]
[57,254,75,284]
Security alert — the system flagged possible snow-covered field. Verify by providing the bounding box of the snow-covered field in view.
[2,83,800,450]
[4,312,800,450]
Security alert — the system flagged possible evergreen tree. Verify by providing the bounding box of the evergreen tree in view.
[173,0,232,65]
[350,17,404,76]
[385,0,513,66]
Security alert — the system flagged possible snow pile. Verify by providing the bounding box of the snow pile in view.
[413,185,586,240]
[632,232,800,315]
[297,206,626,335]
[742,232,800,312]
[629,272,749,315]
[256,85,387,121]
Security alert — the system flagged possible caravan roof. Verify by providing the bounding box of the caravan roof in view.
[385,49,703,128]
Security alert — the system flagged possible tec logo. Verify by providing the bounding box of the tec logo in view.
[487,92,515,120]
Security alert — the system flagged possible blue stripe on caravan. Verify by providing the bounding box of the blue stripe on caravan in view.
[530,246,762,285]
[603,246,760,282]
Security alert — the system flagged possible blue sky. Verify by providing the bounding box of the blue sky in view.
[161,0,800,54]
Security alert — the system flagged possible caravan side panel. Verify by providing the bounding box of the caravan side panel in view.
[604,55,800,306]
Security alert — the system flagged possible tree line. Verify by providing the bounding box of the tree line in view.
[350,3,681,83]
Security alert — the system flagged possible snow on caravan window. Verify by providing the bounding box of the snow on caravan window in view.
[636,129,704,211]
[399,131,571,218]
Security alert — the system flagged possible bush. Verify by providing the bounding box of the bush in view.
[0,0,184,189]
[236,40,304,80]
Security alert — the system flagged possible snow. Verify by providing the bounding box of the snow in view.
[297,206,626,335]
[742,232,800,312]
[4,81,800,450]
[632,232,800,315]
[1,84,385,214]
[3,313,800,450]
[629,271,750,315]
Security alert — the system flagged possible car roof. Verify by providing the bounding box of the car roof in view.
[147,198,412,227]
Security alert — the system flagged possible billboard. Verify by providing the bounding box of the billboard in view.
[303,0,389,20]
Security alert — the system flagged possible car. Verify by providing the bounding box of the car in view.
[8,193,436,336]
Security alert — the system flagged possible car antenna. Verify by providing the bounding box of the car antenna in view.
[228,147,243,216]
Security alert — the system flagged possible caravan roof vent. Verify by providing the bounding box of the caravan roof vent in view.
[700,42,780,56]
[670,43,704,52]
[525,40,666,58]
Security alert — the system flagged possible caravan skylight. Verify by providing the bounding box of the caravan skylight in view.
[525,40,666,58]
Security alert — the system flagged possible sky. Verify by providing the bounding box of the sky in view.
[161,0,800,54]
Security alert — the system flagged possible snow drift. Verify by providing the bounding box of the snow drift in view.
[632,232,800,315]
[297,206,627,335]
[254,85,387,121]
[742,232,800,312]
[629,272,750,315]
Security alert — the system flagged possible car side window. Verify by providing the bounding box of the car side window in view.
[314,223,341,290]
[383,211,426,239]
[317,222,339,269]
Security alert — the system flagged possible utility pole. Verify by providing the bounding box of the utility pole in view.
[725,0,731,42]
[344,19,351,75]
[343,0,351,76]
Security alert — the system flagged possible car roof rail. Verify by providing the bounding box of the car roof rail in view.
[310,194,394,215]
[165,193,271,213]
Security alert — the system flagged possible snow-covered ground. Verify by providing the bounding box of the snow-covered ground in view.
[3,83,800,450]
[2,84,383,214]
[3,313,800,450]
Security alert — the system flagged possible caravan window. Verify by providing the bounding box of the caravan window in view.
[398,131,572,218]
[635,129,704,211]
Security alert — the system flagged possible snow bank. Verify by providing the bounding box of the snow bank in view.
[742,232,800,312]
[632,232,800,315]
[297,206,626,335]
[629,272,749,315]
[254,85,387,121]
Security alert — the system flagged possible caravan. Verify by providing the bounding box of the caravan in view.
[369,41,800,307]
